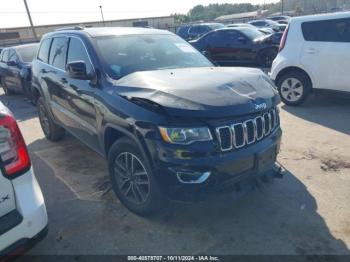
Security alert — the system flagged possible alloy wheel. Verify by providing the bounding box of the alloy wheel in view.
[114,152,150,204]
[280,77,304,102]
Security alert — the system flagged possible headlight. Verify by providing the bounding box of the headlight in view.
[159,127,212,145]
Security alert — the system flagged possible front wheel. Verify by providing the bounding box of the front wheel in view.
[276,71,311,106]
[1,78,15,95]
[108,138,164,215]
[37,97,66,141]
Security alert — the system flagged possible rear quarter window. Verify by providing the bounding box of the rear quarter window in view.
[37,38,52,63]
[302,18,350,42]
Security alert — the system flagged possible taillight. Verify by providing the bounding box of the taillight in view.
[279,25,289,52]
[0,110,30,178]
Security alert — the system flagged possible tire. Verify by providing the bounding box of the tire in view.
[257,48,277,68]
[20,79,31,100]
[1,78,15,95]
[37,97,66,141]
[108,137,163,215]
[276,71,312,106]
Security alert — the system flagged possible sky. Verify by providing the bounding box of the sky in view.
[0,0,278,28]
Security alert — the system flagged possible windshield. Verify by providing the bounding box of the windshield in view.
[17,45,38,63]
[237,27,265,40]
[95,34,213,79]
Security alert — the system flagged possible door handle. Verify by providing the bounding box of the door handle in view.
[306,48,319,54]
[40,69,48,74]
[60,78,68,84]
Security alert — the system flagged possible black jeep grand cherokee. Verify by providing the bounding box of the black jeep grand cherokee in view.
[32,27,282,215]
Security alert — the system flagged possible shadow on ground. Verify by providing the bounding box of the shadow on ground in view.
[282,92,350,135]
[0,93,37,122]
[27,135,350,255]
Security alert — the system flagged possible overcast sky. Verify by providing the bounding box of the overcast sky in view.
[0,0,278,28]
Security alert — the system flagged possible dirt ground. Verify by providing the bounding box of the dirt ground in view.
[1,90,349,255]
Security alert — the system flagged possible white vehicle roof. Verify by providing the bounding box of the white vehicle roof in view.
[291,11,350,23]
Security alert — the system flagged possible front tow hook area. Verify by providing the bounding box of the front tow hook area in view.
[273,162,284,179]
[176,171,212,184]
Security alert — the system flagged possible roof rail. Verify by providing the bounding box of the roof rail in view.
[55,26,85,31]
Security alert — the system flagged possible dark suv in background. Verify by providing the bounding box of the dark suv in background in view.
[177,23,225,40]
[190,27,279,67]
[0,43,39,97]
[32,27,282,215]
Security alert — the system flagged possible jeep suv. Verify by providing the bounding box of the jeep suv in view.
[31,27,282,215]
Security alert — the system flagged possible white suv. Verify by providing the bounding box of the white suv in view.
[0,103,47,255]
[270,12,350,105]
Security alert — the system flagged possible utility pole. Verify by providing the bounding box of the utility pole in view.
[23,0,37,41]
[99,5,106,26]
[281,0,284,15]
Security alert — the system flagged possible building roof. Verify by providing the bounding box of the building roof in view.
[0,16,174,31]
[44,27,172,38]
[215,10,268,21]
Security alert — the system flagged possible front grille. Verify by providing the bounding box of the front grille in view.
[216,108,279,151]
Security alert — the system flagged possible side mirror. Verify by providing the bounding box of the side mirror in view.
[6,61,17,67]
[66,61,91,80]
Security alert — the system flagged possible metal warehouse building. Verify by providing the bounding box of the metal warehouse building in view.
[0,16,175,46]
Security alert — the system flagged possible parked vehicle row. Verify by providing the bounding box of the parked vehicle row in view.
[176,23,225,41]
[176,18,288,67]
[190,27,278,67]
[0,44,39,98]
[176,18,288,42]
[248,19,287,32]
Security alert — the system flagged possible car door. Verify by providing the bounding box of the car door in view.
[300,17,350,92]
[205,30,247,65]
[204,31,231,64]
[226,30,255,64]
[6,49,22,93]
[64,37,99,151]
[45,37,73,128]
[0,50,9,85]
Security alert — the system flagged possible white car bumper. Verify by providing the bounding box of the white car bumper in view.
[270,53,288,81]
[0,168,48,253]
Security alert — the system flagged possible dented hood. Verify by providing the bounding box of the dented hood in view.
[115,67,279,118]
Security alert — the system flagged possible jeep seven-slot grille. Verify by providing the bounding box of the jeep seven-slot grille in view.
[216,108,279,152]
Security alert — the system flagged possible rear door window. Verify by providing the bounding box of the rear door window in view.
[49,37,68,70]
[37,38,52,63]
[302,18,350,42]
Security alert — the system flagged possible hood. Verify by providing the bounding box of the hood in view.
[114,67,279,118]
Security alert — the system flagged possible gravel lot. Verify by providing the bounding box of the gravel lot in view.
[1,90,349,255]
